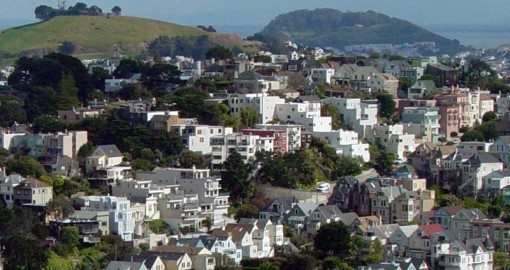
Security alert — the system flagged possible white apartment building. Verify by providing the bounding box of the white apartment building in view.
[314,129,370,162]
[310,68,335,85]
[10,131,88,159]
[171,124,234,155]
[136,167,230,224]
[369,124,416,159]
[255,124,302,152]
[275,102,332,132]
[210,133,273,168]
[322,97,378,137]
[228,93,285,124]
[80,196,135,241]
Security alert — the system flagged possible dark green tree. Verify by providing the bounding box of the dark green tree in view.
[34,5,56,20]
[205,46,233,60]
[33,114,65,133]
[3,233,48,269]
[91,67,112,90]
[54,74,80,110]
[60,226,79,249]
[482,111,498,123]
[0,95,26,126]
[58,41,75,55]
[179,150,205,168]
[131,158,155,172]
[221,151,254,203]
[141,63,182,96]
[461,130,484,142]
[46,195,75,220]
[314,221,352,259]
[466,59,496,89]
[113,59,141,79]
[148,219,170,234]
[6,156,45,178]
[111,6,122,15]
[118,84,152,100]
[376,93,396,119]
[235,203,259,221]
[322,256,342,270]
[321,104,342,130]
[253,55,272,63]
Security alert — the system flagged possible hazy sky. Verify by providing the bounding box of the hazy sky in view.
[1,0,509,29]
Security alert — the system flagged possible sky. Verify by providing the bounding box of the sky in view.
[1,0,510,47]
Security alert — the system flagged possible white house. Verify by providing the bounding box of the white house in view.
[313,129,370,162]
[136,167,229,224]
[322,97,378,137]
[87,145,123,171]
[484,169,510,196]
[489,136,510,167]
[275,102,332,132]
[228,93,285,124]
[210,132,273,168]
[310,68,335,85]
[80,195,135,241]
[171,125,234,155]
[255,124,302,152]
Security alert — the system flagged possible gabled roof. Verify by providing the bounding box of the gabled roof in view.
[485,169,510,179]
[106,261,147,270]
[92,145,123,158]
[261,197,297,212]
[315,205,343,220]
[139,250,186,261]
[15,178,51,189]
[292,202,318,216]
[368,224,400,239]
[436,205,463,216]
[338,212,359,226]
[395,225,419,238]
[123,253,161,269]
[496,136,510,146]
[464,152,501,166]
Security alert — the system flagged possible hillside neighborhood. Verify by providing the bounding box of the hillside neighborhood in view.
[1,2,510,270]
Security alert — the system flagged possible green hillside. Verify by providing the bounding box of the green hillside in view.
[260,9,467,55]
[0,15,243,57]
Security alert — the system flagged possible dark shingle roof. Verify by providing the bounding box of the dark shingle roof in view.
[94,145,123,158]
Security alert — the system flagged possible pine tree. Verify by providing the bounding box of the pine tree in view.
[54,73,80,110]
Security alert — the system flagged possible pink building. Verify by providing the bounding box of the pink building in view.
[241,129,288,154]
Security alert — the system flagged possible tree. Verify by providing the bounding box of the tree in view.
[60,226,79,249]
[240,107,260,128]
[54,73,80,110]
[141,63,182,96]
[111,6,122,15]
[253,55,272,63]
[46,252,75,270]
[314,221,352,259]
[118,84,152,100]
[332,156,363,179]
[221,151,254,203]
[132,158,155,172]
[0,95,26,126]
[58,41,75,55]
[148,219,170,234]
[91,67,112,90]
[482,111,498,123]
[179,150,205,168]
[494,251,510,269]
[321,104,342,130]
[376,93,396,119]
[322,256,342,270]
[202,217,212,231]
[3,233,48,269]
[235,203,259,220]
[205,46,233,60]
[465,59,496,89]
[461,130,484,142]
[33,114,65,133]
[399,77,412,91]
[34,5,56,20]
[420,74,438,86]
[113,59,141,79]
[46,195,74,220]
[6,156,45,178]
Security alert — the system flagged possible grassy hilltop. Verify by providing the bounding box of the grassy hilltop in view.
[0,15,243,58]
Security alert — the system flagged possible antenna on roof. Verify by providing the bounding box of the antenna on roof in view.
[58,0,67,10]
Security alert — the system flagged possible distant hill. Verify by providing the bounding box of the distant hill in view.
[0,15,245,58]
[260,9,467,55]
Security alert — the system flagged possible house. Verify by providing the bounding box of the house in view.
[122,253,166,270]
[489,136,510,167]
[210,132,273,168]
[211,224,258,260]
[484,169,510,196]
[0,172,25,208]
[365,224,400,245]
[80,196,135,241]
[106,261,148,270]
[388,225,419,256]
[57,106,104,124]
[228,93,285,124]
[372,186,404,224]
[171,124,234,156]
[87,144,124,172]
[436,238,494,270]
[255,124,301,152]
[431,206,463,229]
[239,218,285,248]
[310,68,335,85]
[424,63,460,86]
[13,178,53,207]
[306,205,343,231]
[459,153,503,196]
[241,129,288,154]
[42,155,80,177]
[274,102,332,132]
[367,73,399,98]
[149,113,198,136]
[472,219,510,251]
[10,131,88,159]
[105,74,140,93]
[321,97,379,137]
[259,197,298,223]
[407,142,435,176]
[401,107,442,143]
[285,202,317,229]
[136,167,230,224]
[313,129,370,162]
[407,80,436,100]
